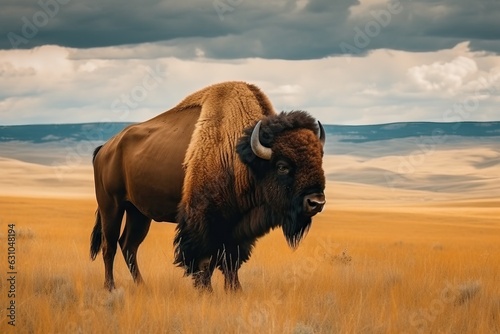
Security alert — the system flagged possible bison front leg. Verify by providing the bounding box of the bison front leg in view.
[223,269,241,291]
[193,258,215,292]
[220,245,242,291]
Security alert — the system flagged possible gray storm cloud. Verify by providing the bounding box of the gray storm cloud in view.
[1,0,499,58]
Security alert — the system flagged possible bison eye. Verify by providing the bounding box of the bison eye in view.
[276,161,290,175]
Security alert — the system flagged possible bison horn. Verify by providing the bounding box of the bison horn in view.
[317,121,326,147]
[250,120,273,160]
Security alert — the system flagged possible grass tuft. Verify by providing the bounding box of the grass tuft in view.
[455,280,481,306]
[17,227,36,239]
[326,249,352,265]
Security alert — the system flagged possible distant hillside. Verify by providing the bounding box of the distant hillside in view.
[328,122,500,143]
[1,121,498,200]
[1,121,499,144]
[0,122,132,144]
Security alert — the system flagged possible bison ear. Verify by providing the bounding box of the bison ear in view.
[236,134,255,166]
[236,128,269,178]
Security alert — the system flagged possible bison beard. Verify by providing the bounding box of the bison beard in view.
[281,196,313,248]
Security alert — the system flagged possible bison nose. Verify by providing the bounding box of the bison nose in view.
[303,193,325,215]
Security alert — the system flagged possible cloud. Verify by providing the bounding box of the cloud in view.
[408,56,478,94]
[1,0,499,59]
[0,42,499,126]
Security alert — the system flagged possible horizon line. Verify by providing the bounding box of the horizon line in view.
[2,120,500,128]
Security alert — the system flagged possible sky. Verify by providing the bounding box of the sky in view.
[1,0,499,125]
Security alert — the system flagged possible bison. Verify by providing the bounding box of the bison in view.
[90,81,326,291]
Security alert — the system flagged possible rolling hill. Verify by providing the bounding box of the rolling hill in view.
[0,121,499,200]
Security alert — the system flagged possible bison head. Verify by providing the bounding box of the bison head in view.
[237,111,326,247]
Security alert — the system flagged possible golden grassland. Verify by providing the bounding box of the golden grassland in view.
[0,196,499,334]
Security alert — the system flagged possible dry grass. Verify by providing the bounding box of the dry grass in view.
[0,196,499,333]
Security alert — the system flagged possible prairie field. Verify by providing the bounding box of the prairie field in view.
[1,195,499,334]
[0,134,499,333]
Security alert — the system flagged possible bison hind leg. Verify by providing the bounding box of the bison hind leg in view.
[100,204,125,291]
[119,203,151,285]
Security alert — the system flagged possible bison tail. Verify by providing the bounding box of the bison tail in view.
[90,209,103,261]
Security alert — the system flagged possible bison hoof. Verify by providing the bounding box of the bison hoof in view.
[193,276,213,293]
[194,282,213,293]
[104,280,116,291]
[225,286,242,293]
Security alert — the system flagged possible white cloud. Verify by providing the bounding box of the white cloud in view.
[0,45,73,77]
[0,42,499,126]
[408,56,478,94]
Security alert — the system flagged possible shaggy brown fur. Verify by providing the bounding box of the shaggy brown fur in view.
[91,81,326,292]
